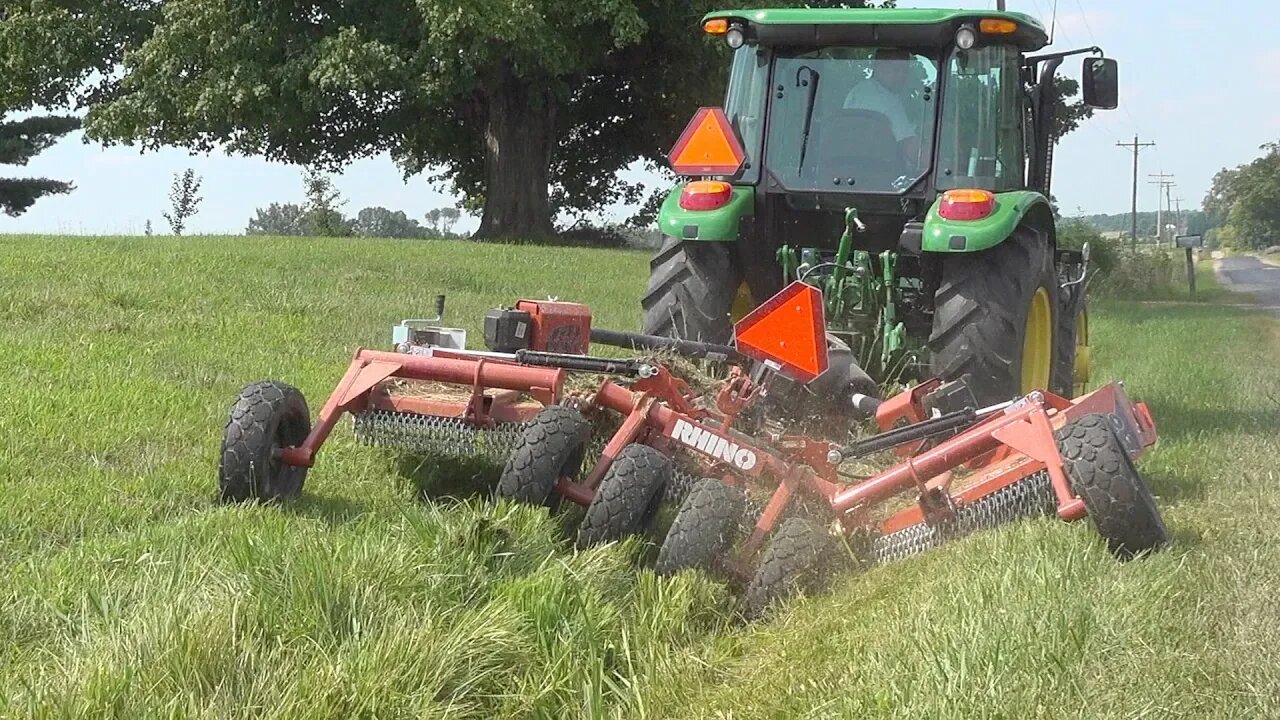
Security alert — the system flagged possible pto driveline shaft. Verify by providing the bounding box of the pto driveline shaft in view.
[830,408,978,463]
[589,328,746,364]
[513,350,656,378]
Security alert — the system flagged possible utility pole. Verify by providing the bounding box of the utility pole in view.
[997,0,1006,10]
[1116,135,1155,249]
[1148,172,1175,245]
[1174,196,1184,235]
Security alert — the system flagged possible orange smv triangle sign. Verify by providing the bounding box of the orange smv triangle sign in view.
[668,107,746,176]
[733,281,829,383]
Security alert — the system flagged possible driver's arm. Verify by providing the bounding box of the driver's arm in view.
[886,100,921,169]
[901,134,921,167]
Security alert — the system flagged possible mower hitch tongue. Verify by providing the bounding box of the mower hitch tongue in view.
[218,284,1169,619]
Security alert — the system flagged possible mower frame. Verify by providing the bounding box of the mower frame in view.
[560,364,1156,580]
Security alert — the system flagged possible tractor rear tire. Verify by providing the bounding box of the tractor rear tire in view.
[655,478,747,576]
[929,225,1059,408]
[575,443,672,549]
[497,405,591,507]
[218,380,311,503]
[744,517,840,620]
[1058,413,1169,559]
[1052,284,1088,398]
[641,236,744,344]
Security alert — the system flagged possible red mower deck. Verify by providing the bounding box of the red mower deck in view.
[218,285,1169,618]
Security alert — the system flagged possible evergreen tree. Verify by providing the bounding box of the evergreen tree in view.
[0,115,81,216]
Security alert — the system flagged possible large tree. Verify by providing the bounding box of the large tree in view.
[0,2,155,110]
[84,1,733,239]
[0,1,157,215]
[1215,143,1280,251]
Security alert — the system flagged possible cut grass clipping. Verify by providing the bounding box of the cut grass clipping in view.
[1,236,1277,717]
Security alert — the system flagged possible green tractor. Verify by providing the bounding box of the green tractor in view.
[643,7,1114,407]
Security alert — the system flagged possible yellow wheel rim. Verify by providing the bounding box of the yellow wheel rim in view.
[1020,287,1052,393]
[1073,308,1090,396]
[730,282,754,322]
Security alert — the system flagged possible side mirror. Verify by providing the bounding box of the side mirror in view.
[1081,241,1092,267]
[1082,57,1118,109]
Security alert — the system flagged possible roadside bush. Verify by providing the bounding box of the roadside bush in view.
[1057,219,1178,299]
[1057,219,1117,275]
[1092,245,1179,299]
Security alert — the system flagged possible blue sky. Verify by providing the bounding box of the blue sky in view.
[3,0,1276,236]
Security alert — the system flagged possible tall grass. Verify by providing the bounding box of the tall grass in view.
[1,235,1277,717]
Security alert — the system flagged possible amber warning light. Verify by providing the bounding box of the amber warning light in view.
[679,180,733,211]
[938,189,996,221]
[668,107,746,176]
[733,281,829,384]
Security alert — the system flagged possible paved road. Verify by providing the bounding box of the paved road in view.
[1216,255,1280,314]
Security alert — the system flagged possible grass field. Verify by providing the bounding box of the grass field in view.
[2,235,1278,718]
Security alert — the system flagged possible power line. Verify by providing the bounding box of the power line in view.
[1073,0,1100,46]
[1067,0,1143,135]
[1116,135,1155,249]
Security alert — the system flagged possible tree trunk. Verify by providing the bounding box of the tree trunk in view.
[474,65,557,240]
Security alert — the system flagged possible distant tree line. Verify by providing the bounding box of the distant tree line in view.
[1074,210,1217,239]
[245,168,463,239]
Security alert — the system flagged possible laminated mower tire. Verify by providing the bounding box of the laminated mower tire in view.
[575,443,672,549]
[655,478,747,576]
[928,224,1059,407]
[1058,413,1169,559]
[744,517,842,620]
[497,405,591,507]
[641,236,744,344]
[218,380,311,503]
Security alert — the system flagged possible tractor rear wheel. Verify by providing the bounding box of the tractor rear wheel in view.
[497,405,591,507]
[1052,284,1089,398]
[655,478,747,576]
[575,443,671,549]
[641,236,746,344]
[218,380,311,503]
[929,225,1059,407]
[1057,413,1169,559]
[744,518,840,620]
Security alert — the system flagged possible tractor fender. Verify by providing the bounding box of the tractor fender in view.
[656,184,753,242]
[921,190,1053,253]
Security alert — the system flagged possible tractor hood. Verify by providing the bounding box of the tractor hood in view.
[703,8,1049,51]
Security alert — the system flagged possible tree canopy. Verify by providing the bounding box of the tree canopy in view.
[84,0,735,239]
[1204,143,1280,251]
[0,1,155,216]
[0,1,155,112]
[29,0,1097,238]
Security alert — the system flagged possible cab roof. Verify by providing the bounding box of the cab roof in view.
[703,7,1050,51]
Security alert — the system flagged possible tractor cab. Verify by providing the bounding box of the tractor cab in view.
[647,7,1118,408]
